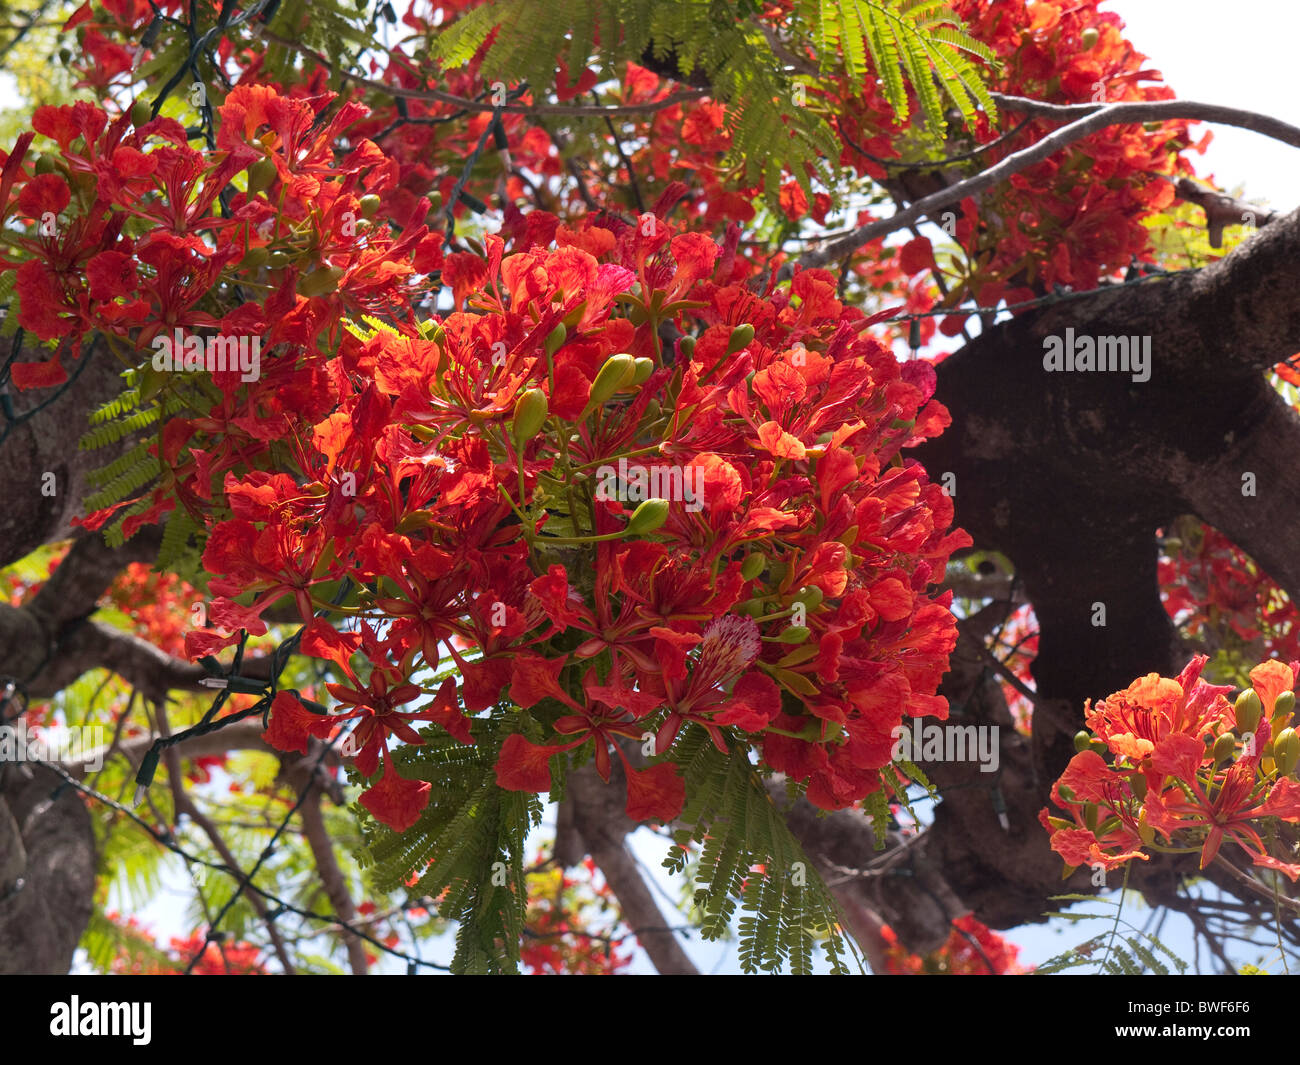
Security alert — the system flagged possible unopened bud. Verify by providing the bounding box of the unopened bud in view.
[776,625,811,644]
[130,98,152,127]
[583,354,636,416]
[1073,730,1092,754]
[630,357,655,386]
[1235,689,1264,736]
[1079,27,1099,49]
[246,156,277,197]
[1274,690,1295,723]
[545,322,566,356]
[358,194,381,218]
[511,387,549,447]
[1212,732,1237,765]
[741,554,765,581]
[625,498,669,536]
[726,323,755,354]
[793,585,824,609]
[297,265,345,297]
[1275,727,1300,776]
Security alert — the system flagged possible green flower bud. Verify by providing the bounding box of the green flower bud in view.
[630,357,655,386]
[297,265,345,297]
[1235,689,1264,736]
[426,190,443,212]
[545,322,567,356]
[625,498,670,536]
[776,625,810,644]
[1274,690,1295,722]
[1079,27,1099,49]
[1073,730,1092,754]
[741,554,765,581]
[583,354,635,416]
[727,323,755,354]
[793,585,824,610]
[1212,732,1237,765]
[1089,738,1108,756]
[358,194,381,218]
[642,398,661,423]
[1130,772,1147,800]
[240,246,269,270]
[246,156,277,197]
[130,98,152,127]
[34,154,57,176]
[1275,727,1300,776]
[734,597,766,617]
[678,335,696,359]
[267,251,290,269]
[511,387,548,447]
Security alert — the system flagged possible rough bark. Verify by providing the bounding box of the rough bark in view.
[0,762,96,974]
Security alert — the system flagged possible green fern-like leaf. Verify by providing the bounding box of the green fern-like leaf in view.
[156,504,202,574]
[666,724,854,974]
[803,0,998,135]
[83,451,160,512]
[357,715,542,975]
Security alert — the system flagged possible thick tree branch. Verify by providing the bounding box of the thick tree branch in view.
[300,789,368,974]
[796,99,1300,270]
[566,764,699,975]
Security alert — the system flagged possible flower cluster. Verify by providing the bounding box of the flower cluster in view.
[1042,655,1300,879]
[0,82,970,834]
[880,914,1030,975]
[520,857,634,975]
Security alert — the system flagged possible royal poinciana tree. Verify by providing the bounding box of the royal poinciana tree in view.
[1,0,1297,975]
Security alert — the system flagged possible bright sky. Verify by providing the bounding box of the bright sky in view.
[1117,0,1299,207]
[37,0,1300,974]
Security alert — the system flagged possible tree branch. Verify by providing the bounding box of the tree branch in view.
[299,788,368,974]
[795,98,1300,271]
[566,764,699,975]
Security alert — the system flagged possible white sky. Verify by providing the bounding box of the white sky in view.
[1116,0,1298,207]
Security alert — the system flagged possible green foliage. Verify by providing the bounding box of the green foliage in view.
[430,0,996,204]
[356,716,543,974]
[156,503,203,577]
[799,0,997,135]
[81,909,174,974]
[77,374,189,546]
[664,725,855,973]
[1037,894,1189,975]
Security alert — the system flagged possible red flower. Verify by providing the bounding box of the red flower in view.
[359,755,432,833]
